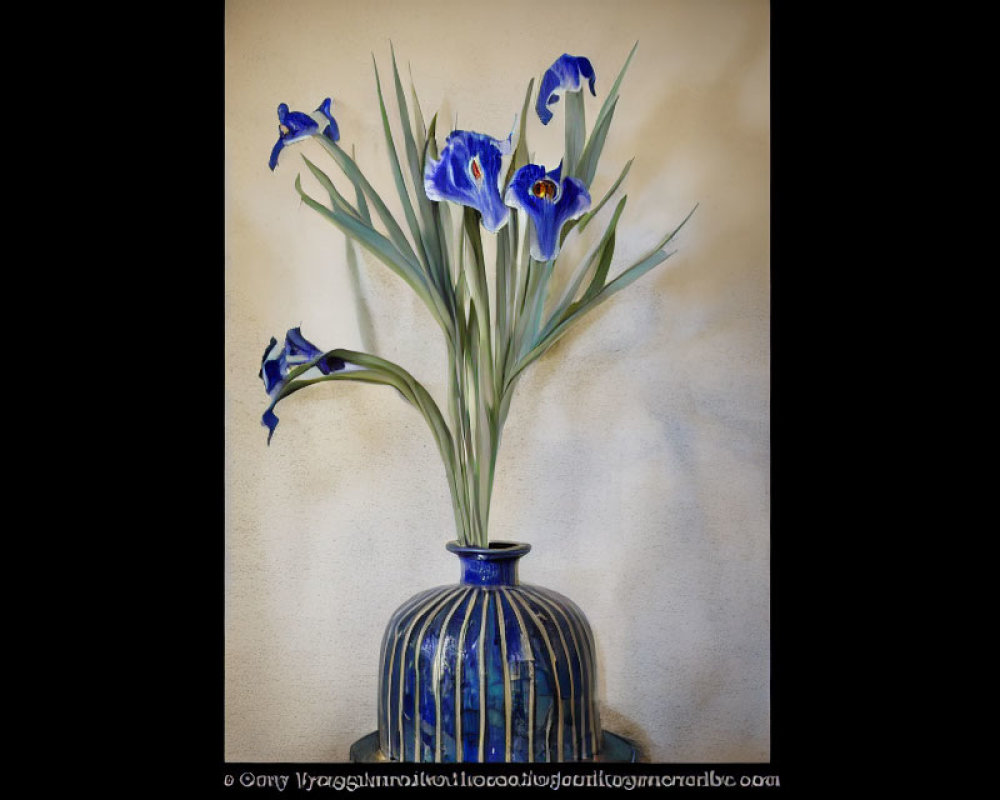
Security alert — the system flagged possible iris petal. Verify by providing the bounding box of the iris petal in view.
[316,97,340,142]
[505,163,591,261]
[267,140,286,172]
[424,130,511,233]
[262,408,280,443]
[536,54,597,125]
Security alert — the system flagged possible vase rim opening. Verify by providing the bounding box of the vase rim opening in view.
[445,540,531,559]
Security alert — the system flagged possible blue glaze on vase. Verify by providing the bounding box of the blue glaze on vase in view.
[377,541,601,762]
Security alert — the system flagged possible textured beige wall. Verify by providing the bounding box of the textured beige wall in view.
[225,0,769,763]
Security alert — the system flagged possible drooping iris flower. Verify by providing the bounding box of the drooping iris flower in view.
[424,130,512,233]
[259,327,348,443]
[536,54,596,125]
[268,98,340,171]
[505,162,591,261]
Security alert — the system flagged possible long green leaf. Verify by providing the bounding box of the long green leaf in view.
[373,55,430,276]
[576,96,618,188]
[575,41,637,188]
[599,247,670,298]
[513,257,550,361]
[350,145,371,225]
[301,155,362,221]
[432,191,458,325]
[331,351,459,492]
[462,209,490,325]
[507,211,533,364]
[558,156,632,251]
[274,350,466,538]
[409,64,428,160]
[313,136,422,272]
[279,370,409,406]
[390,45,447,300]
[547,195,628,332]
[504,79,535,188]
[390,44,423,189]
[295,177,413,278]
[462,207,495,410]
[577,158,633,233]
[597,203,697,301]
[502,254,663,391]
[497,214,521,387]
[274,355,423,446]
[582,229,617,305]
[506,203,696,390]
[564,88,586,180]
[294,177,449,331]
[494,225,510,383]
[588,42,637,151]
[647,201,699,254]
[423,113,458,324]
[427,112,440,162]
[475,364,494,535]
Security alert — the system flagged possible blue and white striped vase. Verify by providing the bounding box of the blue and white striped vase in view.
[377,541,602,762]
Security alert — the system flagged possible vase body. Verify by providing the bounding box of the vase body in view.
[376,541,601,762]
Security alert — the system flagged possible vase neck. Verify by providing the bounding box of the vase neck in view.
[446,541,531,587]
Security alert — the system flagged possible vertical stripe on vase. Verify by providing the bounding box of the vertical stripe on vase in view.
[453,589,479,762]
[379,587,439,758]
[495,589,512,761]
[412,587,466,762]
[478,591,489,762]
[511,589,576,760]
[432,587,472,762]
[499,587,536,762]
[507,589,565,761]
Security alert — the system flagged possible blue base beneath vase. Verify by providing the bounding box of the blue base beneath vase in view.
[349,729,641,763]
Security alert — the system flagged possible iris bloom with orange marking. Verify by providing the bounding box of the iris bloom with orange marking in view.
[423,130,511,232]
[504,162,591,261]
[268,98,340,171]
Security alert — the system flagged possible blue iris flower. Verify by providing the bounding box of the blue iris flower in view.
[504,162,591,261]
[536,54,596,125]
[268,98,341,171]
[259,327,346,442]
[424,130,512,233]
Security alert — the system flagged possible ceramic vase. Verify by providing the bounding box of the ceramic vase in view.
[376,541,601,762]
